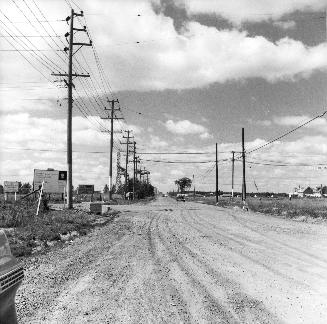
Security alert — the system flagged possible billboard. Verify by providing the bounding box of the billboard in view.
[33,169,67,193]
[78,185,94,195]
[4,181,19,193]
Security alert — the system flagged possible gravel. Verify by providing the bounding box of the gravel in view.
[16,198,327,323]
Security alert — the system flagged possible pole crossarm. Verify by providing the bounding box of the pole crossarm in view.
[100,130,122,134]
[51,73,90,77]
[101,117,124,120]
[73,42,92,46]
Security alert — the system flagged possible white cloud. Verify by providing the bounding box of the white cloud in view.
[149,135,169,147]
[165,119,209,135]
[186,0,327,24]
[273,20,297,30]
[199,132,213,139]
[273,115,327,133]
[1,0,327,93]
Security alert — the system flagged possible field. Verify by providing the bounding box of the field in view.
[196,196,327,220]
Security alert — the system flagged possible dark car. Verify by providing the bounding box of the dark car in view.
[176,194,185,202]
[0,230,24,324]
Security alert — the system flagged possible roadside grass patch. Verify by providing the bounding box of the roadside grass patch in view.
[196,196,327,220]
[0,200,120,257]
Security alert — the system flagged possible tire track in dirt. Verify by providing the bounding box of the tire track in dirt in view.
[195,203,327,266]
[190,206,327,274]
[179,208,309,288]
[146,210,194,323]
[152,209,240,324]
[227,209,327,264]
[160,208,283,324]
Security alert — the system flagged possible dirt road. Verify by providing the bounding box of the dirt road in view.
[17,198,327,323]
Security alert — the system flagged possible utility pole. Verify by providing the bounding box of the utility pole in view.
[133,142,136,200]
[242,128,246,201]
[52,9,91,209]
[122,130,133,199]
[101,99,121,201]
[216,143,218,204]
[138,158,142,181]
[135,156,140,198]
[231,151,235,198]
[193,174,195,199]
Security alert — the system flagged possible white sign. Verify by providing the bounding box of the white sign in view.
[4,181,19,193]
[33,169,67,193]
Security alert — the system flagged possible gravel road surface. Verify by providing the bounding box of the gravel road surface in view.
[16,198,327,323]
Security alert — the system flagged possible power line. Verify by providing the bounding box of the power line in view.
[247,110,327,154]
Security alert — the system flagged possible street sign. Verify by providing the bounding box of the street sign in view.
[4,181,19,193]
[33,169,67,193]
[78,185,94,194]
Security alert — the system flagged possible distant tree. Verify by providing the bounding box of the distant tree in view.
[174,177,192,193]
[0,185,3,194]
[127,178,154,199]
[103,184,109,193]
[111,184,116,193]
[19,182,32,194]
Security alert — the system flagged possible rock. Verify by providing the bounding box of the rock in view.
[60,233,71,242]
[70,231,79,237]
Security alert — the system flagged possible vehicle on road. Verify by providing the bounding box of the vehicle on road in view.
[176,194,185,202]
[0,230,24,324]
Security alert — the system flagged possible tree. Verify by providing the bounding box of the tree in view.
[19,182,32,194]
[175,177,192,193]
[127,178,154,199]
[103,184,109,193]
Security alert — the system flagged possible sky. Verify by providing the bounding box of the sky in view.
[1,0,327,194]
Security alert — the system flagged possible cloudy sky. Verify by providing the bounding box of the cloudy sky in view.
[1,0,327,194]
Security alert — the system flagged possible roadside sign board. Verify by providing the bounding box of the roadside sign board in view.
[4,181,19,193]
[33,169,67,193]
[78,185,94,194]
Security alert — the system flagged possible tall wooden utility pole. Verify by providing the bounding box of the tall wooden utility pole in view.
[52,9,91,209]
[122,130,133,199]
[102,99,121,201]
[242,128,246,201]
[133,142,136,200]
[231,151,235,198]
[215,143,218,204]
[193,174,195,199]
[138,158,142,181]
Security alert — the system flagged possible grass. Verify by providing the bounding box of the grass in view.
[0,199,120,257]
[196,196,327,220]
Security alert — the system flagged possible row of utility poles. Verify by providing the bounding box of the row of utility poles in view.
[121,131,151,200]
[53,9,150,208]
[215,127,246,204]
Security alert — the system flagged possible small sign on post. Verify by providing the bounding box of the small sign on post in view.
[77,185,94,195]
[4,181,19,201]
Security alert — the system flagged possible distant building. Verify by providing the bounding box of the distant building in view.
[303,187,314,196]
[292,185,305,198]
[291,185,324,198]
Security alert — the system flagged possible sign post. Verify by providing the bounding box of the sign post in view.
[36,181,44,216]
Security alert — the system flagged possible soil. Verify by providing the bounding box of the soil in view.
[16,197,327,323]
